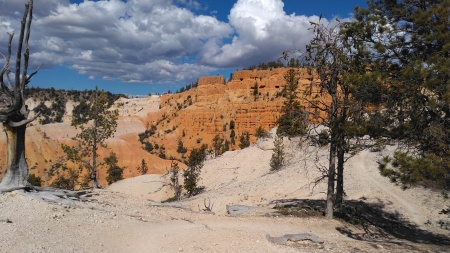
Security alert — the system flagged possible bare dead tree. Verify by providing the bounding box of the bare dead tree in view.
[0,1,92,207]
[0,0,42,191]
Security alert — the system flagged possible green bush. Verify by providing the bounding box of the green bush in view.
[28,174,42,187]
[270,135,285,171]
[105,152,124,185]
[183,148,204,197]
[318,130,329,146]
[254,126,269,139]
[239,131,250,149]
[137,159,148,175]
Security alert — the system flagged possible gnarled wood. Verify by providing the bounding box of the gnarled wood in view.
[0,124,29,189]
[8,111,41,128]
[0,0,39,189]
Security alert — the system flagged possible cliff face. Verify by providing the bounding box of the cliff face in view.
[0,67,321,187]
[145,67,322,162]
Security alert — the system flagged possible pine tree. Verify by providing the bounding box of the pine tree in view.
[183,148,204,197]
[169,161,182,201]
[303,18,369,218]
[61,87,119,189]
[276,69,307,139]
[239,131,250,149]
[345,0,450,191]
[137,159,148,175]
[270,135,285,171]
[105,152,124,185]
[212,134,224,156]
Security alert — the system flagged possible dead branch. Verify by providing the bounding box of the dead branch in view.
[8,111,41,127]
[202,198,214,212]
[0,185,92,208]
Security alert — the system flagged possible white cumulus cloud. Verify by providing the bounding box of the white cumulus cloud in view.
[0,0,332,85]
[199,0,323,67]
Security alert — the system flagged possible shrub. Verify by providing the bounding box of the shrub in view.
[177,140,187,154]
[143,142,154,152]
[169,161,182,201]
[212,134,224,156]
[51,170,79,190]
[183,148,204,197]
[28,174,42,187]
[229,120,235,130]
[317,130,330,147]
[105,152,124,185]
[137,159,148,175]
[239,131,250,149]
[270,135,285,171]
[254,126,269,139]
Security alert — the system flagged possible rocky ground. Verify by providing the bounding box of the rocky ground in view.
[1,130,449,253]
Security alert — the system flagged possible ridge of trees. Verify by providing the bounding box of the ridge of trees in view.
[174,81,198,94]
[243,57,308,71]
[25,87,125,125]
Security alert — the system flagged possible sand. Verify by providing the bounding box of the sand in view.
[0,130,449,253]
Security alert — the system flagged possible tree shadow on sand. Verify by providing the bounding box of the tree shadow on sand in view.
[334,199,450,245]
[272,198,450,246]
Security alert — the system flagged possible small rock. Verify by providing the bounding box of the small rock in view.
[375,244,384,249]
[0,218,12,223]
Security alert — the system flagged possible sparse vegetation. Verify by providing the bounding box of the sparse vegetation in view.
[177,140,187,154]
[212,134,224,156]
[169,161,182,201]
[50,169,79,190]
[270,135,285,171]
[25,87,125,125]
[239,131,250,149]
[183,147,205,197]
[175,81,198,94]
[105,152,124,185]
[28,174,42,187]
[254,126,269,139]
[314,130,329,147]
[137,159,148,175]
[243,60,285,70]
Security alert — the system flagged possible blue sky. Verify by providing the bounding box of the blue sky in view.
[0,0,367,95]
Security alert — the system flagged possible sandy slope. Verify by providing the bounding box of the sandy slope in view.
[0,130,449,253]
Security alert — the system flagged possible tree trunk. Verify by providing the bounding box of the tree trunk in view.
[325,82,339,219]
[92,126,100,189]
[326,137,336,219]
[335,143,344,209]
[0,123,29,189]
[335,104,348,210]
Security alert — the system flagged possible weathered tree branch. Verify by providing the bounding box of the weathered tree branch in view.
[21,0,33,90]
[7,111,41,127]
[0,33,14,97]
[15,2,30,91]
[26,63,43,84]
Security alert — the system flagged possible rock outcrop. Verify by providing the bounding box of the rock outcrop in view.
[144,67,323,162]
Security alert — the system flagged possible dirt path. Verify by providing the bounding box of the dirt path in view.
[1,189,448,253]
[351,149,424,226]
